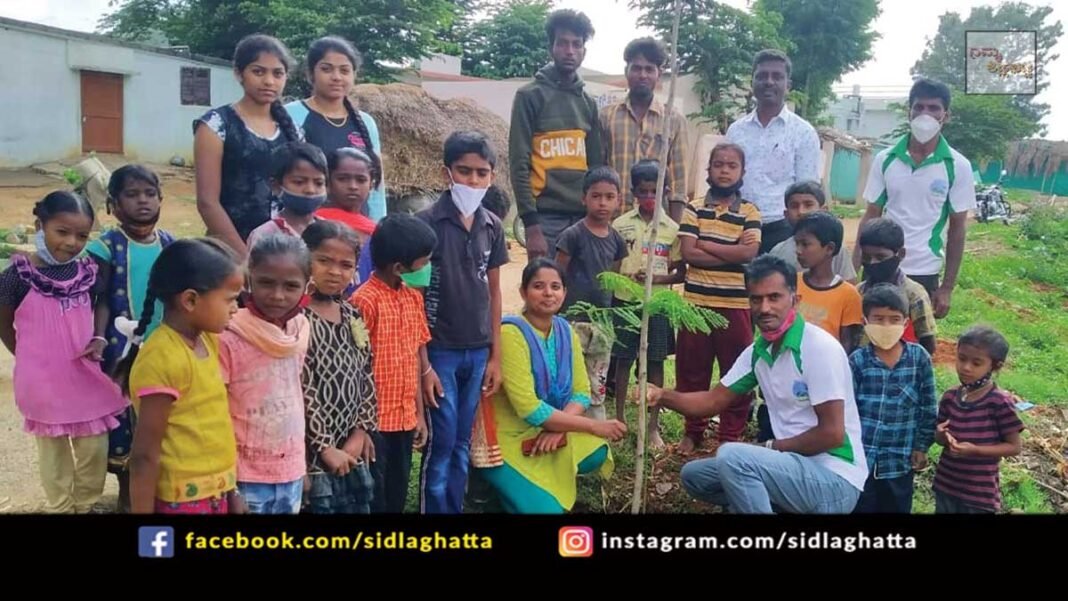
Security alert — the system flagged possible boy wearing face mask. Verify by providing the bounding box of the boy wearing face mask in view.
[610,160,684,446]
[856,218,937,356]
[247,142,328,250]
[850,284,936,514]
[676,143,762,453]
[352,215,438,513]
[854,78,976,320]
[415,131,509,514]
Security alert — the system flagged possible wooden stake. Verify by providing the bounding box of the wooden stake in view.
[632,0,683,515]
[1033,478,1068,502]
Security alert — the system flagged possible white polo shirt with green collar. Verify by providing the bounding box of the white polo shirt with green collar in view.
[863,135,976,277]
[721,316,868,491]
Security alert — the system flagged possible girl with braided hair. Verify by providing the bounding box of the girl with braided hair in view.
[194,34,304,258]
[116,238,245,514]
[286,36,387,222]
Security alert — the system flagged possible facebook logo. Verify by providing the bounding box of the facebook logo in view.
[138,526,175,558]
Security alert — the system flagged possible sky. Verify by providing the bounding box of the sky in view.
[2,0,1064,139]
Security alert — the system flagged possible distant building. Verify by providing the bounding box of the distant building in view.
[826,85,907,143]
[0,16,242,167]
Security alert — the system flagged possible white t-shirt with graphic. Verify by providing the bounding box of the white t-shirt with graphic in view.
[863,135,976,277]
[722,320,868,491]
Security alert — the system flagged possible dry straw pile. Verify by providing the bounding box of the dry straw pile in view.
[353,83,513,198]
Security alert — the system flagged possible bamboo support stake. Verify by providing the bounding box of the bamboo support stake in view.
[632,0,682,514]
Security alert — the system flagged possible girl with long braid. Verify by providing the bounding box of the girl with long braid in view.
[116,238,245,514]
[286,36,387,222]
[194,34,303,258]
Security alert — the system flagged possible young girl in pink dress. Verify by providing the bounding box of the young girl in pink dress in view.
[0,191,127,513]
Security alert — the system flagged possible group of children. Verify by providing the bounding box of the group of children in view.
[546,141,1024,514]
[1,128,1023,515]
[0,128,508,515]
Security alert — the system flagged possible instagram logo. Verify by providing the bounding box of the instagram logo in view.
[559,526,594,558]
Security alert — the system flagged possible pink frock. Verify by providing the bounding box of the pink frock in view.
[11,255,127,436]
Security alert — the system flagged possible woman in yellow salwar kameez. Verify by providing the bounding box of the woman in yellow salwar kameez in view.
[478,259,628,513]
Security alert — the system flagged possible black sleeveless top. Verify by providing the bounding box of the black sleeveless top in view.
[194,105,301,240]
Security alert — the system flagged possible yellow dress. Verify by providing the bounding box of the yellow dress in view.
[479,316,613,513]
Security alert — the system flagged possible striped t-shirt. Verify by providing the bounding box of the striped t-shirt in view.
[678,195,762,309]
[933,386,1024,512]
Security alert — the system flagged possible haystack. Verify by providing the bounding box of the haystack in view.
[352,83,512,202]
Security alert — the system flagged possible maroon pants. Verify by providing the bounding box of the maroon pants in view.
[676,307,753,443]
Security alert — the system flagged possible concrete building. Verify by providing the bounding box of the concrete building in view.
[0,16,243,167]
[826,85,908,143]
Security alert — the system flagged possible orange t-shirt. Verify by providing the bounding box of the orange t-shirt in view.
[797,275,863,344]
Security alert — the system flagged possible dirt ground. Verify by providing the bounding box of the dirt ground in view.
[0,164,858,512]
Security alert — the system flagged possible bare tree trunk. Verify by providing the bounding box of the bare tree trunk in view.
[632,0,683,515]
[803,71,814,119]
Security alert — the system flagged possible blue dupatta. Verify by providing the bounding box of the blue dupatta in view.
[503,315,574,411]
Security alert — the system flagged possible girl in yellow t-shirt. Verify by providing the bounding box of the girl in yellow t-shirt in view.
[113,238,244,514]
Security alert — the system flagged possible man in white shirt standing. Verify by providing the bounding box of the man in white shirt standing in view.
[726,49,822,254]
[853,78,975,318]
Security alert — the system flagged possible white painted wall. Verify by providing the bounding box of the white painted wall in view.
[0,26,82,166]
[422,80,530,123]
[123,51,242,164]
[0,23,242,167]
[419,53,463,76]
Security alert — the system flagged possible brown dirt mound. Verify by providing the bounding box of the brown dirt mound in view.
[353,83,512,198]
[932,338,957,366]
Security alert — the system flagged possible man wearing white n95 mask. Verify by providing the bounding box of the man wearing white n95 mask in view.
[853,78,976,320]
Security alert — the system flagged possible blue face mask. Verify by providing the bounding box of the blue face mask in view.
[278,189,326,216]
[34,229,78,266]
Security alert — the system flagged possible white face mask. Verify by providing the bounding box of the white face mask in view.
[449,175,488,218]
[910,113,942,144]
[864,323,906,350]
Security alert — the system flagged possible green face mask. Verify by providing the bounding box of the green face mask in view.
[400,262,432,288]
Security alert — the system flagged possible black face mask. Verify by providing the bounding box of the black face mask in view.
[863,256,901,283]
[707,177,744,198]
[961,371,993,394]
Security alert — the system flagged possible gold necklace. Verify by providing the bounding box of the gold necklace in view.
[308,98,349,128]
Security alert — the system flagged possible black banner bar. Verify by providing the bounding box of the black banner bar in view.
[4,515,1065,565]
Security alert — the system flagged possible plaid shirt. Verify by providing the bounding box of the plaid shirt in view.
[600,98,689,208]
[351,274,431,432]
[850,342,937,479]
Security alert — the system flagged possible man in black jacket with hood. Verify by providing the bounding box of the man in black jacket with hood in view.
[509,9,605,262]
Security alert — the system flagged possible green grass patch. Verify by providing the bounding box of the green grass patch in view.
[938,218,1068,405]
[830,202,864,219]
[1002,187,1038,204]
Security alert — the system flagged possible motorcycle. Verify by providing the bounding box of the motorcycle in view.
[975,169,1013,225]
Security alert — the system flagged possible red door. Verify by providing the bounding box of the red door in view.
[81,71,123,153]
